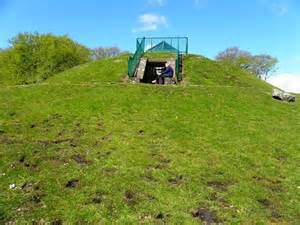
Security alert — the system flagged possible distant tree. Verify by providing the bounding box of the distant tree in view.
[216,47,278,80]
[251,54,278,80]
[92,47,121,60]
[216,47,252,64]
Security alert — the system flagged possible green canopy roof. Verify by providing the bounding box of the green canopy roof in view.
[147,41,178,53]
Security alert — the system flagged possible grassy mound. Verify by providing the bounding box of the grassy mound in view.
[184,55,272,90]
[0,54,299,224]
[47,54,129,84]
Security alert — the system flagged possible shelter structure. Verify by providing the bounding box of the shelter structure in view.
[128,37,188,84]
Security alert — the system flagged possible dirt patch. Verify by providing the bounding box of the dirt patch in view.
[49,156,68,164]
[252,176,284,192]
[102,167,118,175]
[147,155,171,171]
[30,194,42,204]
[0,136,25,145]
[37,138,76,146]
[138,130,145,135]
[65,179,79,188]
[207,180,231,192]
[41,114,63,129]
[124,190,138,205]
[51,219,63,225]
[152,163,167,170]
[21,182,33,192]
[209,192,231,208]
[73,122,85,138]
[19,155,26,163]
[271,210,282,219]
[145,193,156,201]
[95,133,113,146]
[73,154,90,165]
[141,172,158,182]
[97,151,112,159]
[276,155,288,162]
[155,212,167,220]
[257,198,282,219]
[192,208,221,224]
[160,158,171,164]
[18,156,39,171]
[25,163,38,171]
[258,198,272,207]
[91,191,107,204]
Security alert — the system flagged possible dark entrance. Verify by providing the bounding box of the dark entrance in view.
[141,60,166,83]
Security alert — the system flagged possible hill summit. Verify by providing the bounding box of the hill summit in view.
[0,54,299,224]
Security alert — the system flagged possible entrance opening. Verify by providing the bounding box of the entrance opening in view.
[141,60,166,84]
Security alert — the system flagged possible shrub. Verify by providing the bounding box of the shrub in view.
[0,33,91,84]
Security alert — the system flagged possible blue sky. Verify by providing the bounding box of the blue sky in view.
[0,0,299,91]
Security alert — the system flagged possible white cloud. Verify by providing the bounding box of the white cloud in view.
[268,73,300,93]
[259,0,289,16]
[147,0,167,7]
[132,14,168,33]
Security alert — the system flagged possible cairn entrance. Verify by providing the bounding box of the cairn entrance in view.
[128,37,188,83]
[142,60,166,83]
[141,59,176,84]
[134,58,177,84]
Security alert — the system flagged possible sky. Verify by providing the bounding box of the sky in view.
[0,0,299,92]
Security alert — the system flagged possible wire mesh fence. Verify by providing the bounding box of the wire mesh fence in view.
[137,37,188,54]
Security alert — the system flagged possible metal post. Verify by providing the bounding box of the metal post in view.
[186,37,188,54]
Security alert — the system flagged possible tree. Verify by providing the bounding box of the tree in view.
[216,47,252,65]
[0,32,91,84]
[251,55,278,80]
[216,47,278,80]
[92,47,121,60]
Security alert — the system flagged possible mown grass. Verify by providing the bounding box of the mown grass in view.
[0,55,299,224]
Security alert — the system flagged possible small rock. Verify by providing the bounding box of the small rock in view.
[65,179,79,188]
[9,184,17,190]
[21,182,33,192]
[272,89,296,102]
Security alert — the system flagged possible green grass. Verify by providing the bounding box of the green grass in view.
[0,54,299,224]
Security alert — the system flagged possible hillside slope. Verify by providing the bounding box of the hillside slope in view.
[0,55,299,224]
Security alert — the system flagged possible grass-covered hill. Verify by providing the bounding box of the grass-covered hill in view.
[0,54,299,224]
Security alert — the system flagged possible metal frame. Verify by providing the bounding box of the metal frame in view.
[136,37,189,54]
[128,37,188,81]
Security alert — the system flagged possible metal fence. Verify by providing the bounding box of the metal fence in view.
[137,37,188,54]
[128,38,145,77]
[128,37,188,79]
[176,51,182,81]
